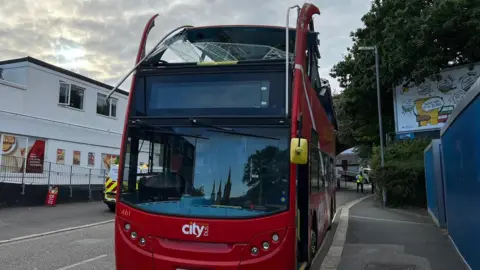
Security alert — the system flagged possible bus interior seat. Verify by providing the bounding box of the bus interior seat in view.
[138,172,186,202]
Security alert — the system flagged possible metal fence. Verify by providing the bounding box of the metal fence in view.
[0,155,107,195]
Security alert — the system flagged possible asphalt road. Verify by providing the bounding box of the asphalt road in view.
[0,201,114,241]
[0,223,114,270]
[0,202,115,270]
[0,189,364,270]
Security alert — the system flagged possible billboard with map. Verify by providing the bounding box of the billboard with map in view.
[394,63,480,132]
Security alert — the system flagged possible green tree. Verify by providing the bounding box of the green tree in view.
[241,146,289,204]
[330,0,480,157]
[190,186,205,197]
[370,139,430,207]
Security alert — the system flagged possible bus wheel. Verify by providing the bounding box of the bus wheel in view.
[107,203,116,212]
[310,221,318,258]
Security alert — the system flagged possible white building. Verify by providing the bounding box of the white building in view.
[0,56,128,179]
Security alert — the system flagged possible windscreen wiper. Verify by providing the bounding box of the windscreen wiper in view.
[189,118,279,141]
[129,119,209,140]
[189,118,233,131]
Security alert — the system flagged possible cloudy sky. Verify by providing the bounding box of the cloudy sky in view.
[0,0,371,93]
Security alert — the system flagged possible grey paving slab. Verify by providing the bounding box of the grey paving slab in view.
[337,197,468,270]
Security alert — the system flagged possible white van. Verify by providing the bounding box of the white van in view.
[359,167,371,183]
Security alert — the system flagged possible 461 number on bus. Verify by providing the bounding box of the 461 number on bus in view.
[121,209,131,217]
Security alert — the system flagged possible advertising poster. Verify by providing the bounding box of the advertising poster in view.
[73,151,81,165]
[88,152,95,166]
[0,134,46,173]
[101,153,118,171]
[394,63,480,132]
[25,139,46,173]
[56,149,65,164]
[1,134,26,172]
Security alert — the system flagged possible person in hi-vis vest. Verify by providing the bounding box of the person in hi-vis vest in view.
[356,172,364,193]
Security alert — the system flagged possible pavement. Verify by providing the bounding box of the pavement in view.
[320,195,470,270]
[310,189,369,270]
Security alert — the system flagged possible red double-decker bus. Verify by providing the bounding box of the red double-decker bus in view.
[111,3,337,269]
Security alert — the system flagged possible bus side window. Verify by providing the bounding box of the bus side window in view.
[309,144,320,194]
[324,155,330,185]
[319,151,326,189]
[330,158,335,184]
[310,130,320,194]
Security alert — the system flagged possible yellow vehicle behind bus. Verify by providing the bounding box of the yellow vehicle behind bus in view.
[103,164,147,212]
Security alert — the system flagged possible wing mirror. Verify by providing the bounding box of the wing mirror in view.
[290,138,308,165]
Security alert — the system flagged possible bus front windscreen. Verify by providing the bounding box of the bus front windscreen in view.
[120,126,289,219]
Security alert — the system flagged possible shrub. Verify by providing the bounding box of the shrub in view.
[370,139,430,207]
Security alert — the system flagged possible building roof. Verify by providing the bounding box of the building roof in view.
[0,56,129,96]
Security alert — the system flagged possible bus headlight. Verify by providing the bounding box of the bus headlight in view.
[272,233,279,242]
[130,231,137,240]
[124,223,131,231]
[244,229,286,259]
[139,238,146,245]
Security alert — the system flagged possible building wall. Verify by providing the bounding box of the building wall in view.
[0,62,28,85]
[0,61,127,133]
[0,60,128,170]
[46,140,121,169]
[0,75,27,111]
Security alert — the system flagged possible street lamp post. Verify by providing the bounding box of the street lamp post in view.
[358,45,385,201]
[358,45,385,167]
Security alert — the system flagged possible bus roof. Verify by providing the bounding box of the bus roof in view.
[144,25,317,65]
[186,24,297,32]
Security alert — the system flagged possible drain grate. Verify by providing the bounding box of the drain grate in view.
[363,263,417,270]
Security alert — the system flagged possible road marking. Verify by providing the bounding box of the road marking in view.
[331,205,342,224]
[388,208,429,218]
[0,219,114,245]
[56,254,107,270]
[349,215,432,226]
[319,195,372,270]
